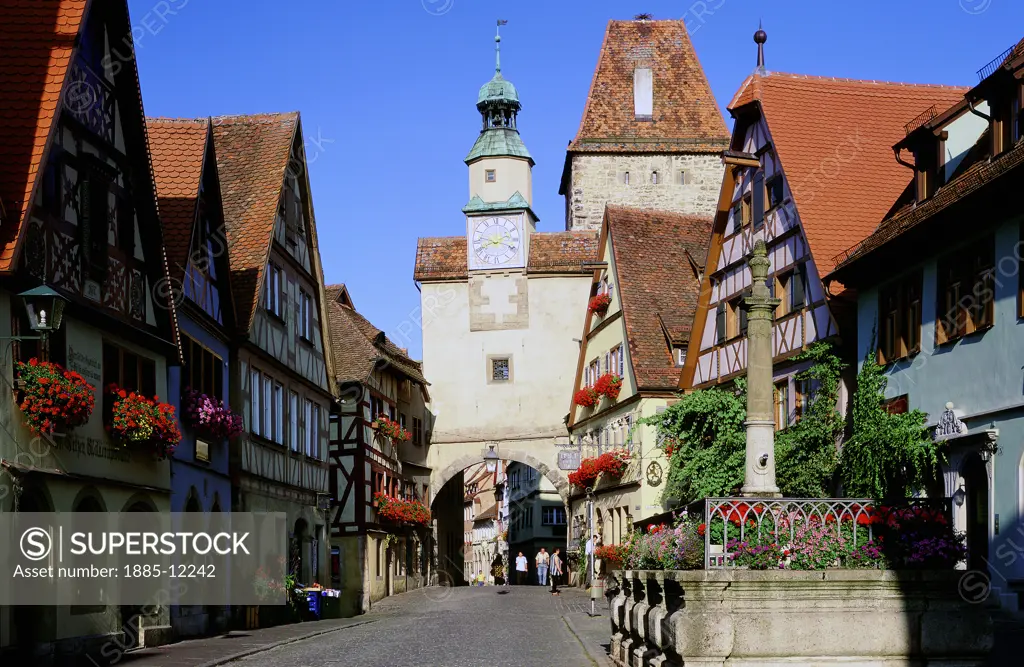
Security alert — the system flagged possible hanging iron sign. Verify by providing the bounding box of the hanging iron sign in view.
[558,450,582,470]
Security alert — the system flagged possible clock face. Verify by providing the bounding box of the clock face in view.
[471,217,521,267]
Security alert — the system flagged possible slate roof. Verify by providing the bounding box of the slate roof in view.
[727,71,967,274]
[605,205,712,390]
[0,1,88,272]
[324,284,428,386]
[413,231,599,282]
[567,19,729,155]
[211,112,298,333]
[146,118,209,283]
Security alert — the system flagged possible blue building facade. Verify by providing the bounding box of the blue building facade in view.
[829,41,1024,609]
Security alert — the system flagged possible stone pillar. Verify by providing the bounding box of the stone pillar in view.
[741,239,782,498]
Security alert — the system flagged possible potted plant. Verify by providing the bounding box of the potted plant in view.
[568,457,601,488]
[374,492,431,525]
[106,385,182,459]
[370,414,411,444]
[594,373,623,401]
[574,387,599,408]
[588,293,611,316]
[182,388,243,440]
[15,358,95,435]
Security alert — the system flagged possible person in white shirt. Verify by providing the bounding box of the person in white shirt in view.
[535,548,549,586]
[515,551,528,586]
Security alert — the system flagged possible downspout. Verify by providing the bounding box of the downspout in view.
[893,146,915,171]
[967,96,992,122]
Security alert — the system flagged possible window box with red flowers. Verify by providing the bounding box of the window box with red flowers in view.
[182,388,244,441]
[594,373,623,401]
[373,492,431,526]
[574,387,599,408]
[15,358,95,435]
[106,385,182,460]
[569,449,632,489]
[370,414,410,444]
[588,293,611,316]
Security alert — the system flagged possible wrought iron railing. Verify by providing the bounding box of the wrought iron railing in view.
[686,497,952,569]
[978,44,1016,82]
[904,105,937,135]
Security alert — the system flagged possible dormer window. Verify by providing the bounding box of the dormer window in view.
[634,68,653,120]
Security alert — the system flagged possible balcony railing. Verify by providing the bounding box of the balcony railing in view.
[978,44,1016,82]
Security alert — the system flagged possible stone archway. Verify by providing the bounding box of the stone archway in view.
[429,447,569,507]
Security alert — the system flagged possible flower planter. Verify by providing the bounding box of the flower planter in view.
[182,389,243,441]
[106,385,181,460]
[588,294,611,316]
[15,358,95,436]
[573,387,599,408]
[594,373,622,401]
[609,569,992,667]
[370,415,410,444]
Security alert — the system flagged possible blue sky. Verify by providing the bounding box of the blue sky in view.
[131,0,1023,359]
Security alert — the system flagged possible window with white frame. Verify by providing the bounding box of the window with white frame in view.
[299,289,313,341]
[264,263,282,318]
[273,382,284,444]
[250,368,262,436]
[289,391,299,451]
[262,374,273,440]
[304,398,314,457]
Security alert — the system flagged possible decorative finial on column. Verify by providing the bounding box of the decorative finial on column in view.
[754,20,767,72]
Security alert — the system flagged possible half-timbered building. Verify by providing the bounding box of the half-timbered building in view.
[148,117,235,637]
[212,112,333,589]
[325,284,434,615]
[678,35,967,432]
[0,0,180,658]
[567,206,711,545]
[828,37,1024,610]
[558,17,730,232]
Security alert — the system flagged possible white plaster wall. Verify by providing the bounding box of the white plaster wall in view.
[565,153,724,231]
[468,156,533,205]
[943,102,989,181]
[421,274,591,443]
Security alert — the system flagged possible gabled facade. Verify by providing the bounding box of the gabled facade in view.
[147,117,235,638]
[212,112,333,591]
[559,18,730,231]
[679,52,967,436]
[828,37,1024,610]
[567,205,711,543]
[0,0,180,657]
[325,285,434,614]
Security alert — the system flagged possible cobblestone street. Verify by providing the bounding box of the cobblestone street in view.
[231,586,610,667]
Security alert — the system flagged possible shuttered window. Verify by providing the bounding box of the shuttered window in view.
[716,302,727,344]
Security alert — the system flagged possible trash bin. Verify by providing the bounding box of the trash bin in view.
[306,590,322,620]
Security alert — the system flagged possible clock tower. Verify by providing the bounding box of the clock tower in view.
[464,23,536,272]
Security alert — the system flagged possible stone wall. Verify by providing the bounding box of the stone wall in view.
[564,153,724,231]
[609,569,993,666]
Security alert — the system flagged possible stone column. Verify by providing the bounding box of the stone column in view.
[741,239,782,498]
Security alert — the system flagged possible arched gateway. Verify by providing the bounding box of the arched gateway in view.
[430,446,569,505]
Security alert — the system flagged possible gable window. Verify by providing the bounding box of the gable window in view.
[485,169,496,183]
[299,289,313,341]
[588,358,600,385]
[766,174,784,210]
[413,417,423,446]
[789,265,807,312]
[937,236,994,344]
[730,192,752,235]
[491,357,510,382]
[610,345,624,377]
[878,272,922,364]
[633,67,653,120]
[752,170,765,232]
[264,263,283,318]
[674,346,686,367]
[182,336,224,400]
[726,298,744,340]
[80,159,114,282]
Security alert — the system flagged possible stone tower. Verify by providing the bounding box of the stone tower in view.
[559,17,731,231]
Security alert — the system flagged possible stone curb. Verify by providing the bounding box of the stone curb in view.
[562,610,613,666]
[193,619,378,667]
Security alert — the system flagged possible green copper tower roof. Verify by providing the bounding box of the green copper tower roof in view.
[466,21,533,165]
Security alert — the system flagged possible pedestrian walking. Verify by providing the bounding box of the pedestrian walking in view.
[535,548,549,586]
[515,551,528,585]
[550,548,563,595]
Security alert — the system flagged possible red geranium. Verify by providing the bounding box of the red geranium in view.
[573,387,599,408]
[588,293,611,316]
[370,415,410,443]
[15,358,95,435]
[593,373,623,401]
[374,492,431,525]
[568,457,601,487]
[106,384,181,459]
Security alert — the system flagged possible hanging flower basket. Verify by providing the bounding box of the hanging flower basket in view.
[182,388,243,440]
[15,358,95,435]
[106,385,181,460]
[374,492,431,525]
[594,373,623,400]
[574,387,599,408]
[588,293,611,316]
[370,415,410,444]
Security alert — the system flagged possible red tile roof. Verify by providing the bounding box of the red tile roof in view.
[728,71,967,274]
[324,284,428,385]
[211,113,298,332]
[146,118,209,283]
[413,232,599,281]
[568,19,729,154]
[0,0,87,272]
[606,205,711,390]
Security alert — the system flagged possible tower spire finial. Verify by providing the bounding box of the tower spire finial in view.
[495,19,508,75]
[754,20,767,71]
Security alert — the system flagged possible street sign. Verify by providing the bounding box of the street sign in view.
[558,450,581,470]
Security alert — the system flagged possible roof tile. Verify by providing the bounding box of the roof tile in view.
[413,232,599,281]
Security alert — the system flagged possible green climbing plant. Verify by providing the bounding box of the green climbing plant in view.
[838,344,941,499]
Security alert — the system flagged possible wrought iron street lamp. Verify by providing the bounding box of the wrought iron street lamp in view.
[953,485,966,508]
[20,286,67,335]
[484,443,499,473]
